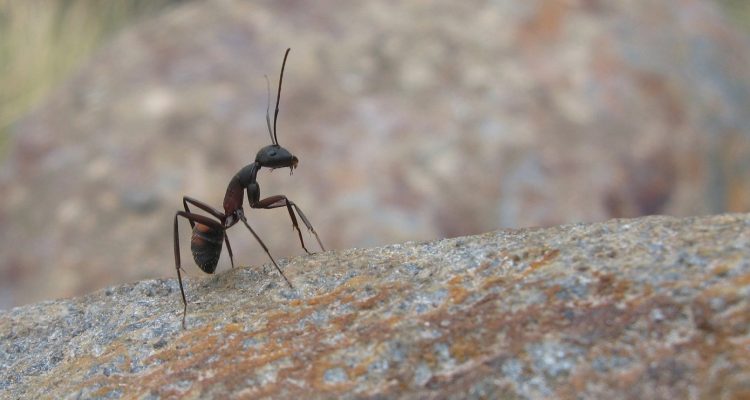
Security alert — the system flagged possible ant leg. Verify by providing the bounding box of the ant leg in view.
[173,213,188,328]
[174,210,226,328]
[183,196,226,228]
[238,214,293,288]
[253,195,325,252]
[289,202,326,252]
[254,195,308,253]
[225,234,235,268]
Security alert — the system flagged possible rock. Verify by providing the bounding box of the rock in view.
[1,213,748,399]
[2,0,750,309]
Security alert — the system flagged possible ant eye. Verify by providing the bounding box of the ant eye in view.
[269,150,277,156]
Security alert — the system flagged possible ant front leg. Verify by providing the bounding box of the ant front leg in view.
[253,195,325,253]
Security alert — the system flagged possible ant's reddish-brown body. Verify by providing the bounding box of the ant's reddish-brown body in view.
[173,48,324,327]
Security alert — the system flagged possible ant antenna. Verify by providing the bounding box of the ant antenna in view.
[273,48,291,146]
[264,75,275,145]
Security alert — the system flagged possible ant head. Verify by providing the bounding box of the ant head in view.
[256,144,298,170]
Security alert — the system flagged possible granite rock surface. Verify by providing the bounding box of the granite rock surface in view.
[1,213,749,399]
[2,0,750,308]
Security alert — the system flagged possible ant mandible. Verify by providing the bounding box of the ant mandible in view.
[173,48,325,327]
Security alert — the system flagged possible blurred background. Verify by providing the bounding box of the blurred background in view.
[1,0,749,308]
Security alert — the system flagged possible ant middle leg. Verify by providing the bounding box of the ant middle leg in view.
[224,235,235,268]
[253,195,325,253]
[238,214,293,288]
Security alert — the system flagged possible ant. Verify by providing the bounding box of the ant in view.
[173,48,324,327]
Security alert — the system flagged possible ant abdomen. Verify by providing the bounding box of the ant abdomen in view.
[191,223,224,273]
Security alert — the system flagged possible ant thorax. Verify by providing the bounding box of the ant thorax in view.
[222,163,259,216]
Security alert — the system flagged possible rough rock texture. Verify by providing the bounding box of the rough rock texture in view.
[1,213,749,399]
[1,0,750,308]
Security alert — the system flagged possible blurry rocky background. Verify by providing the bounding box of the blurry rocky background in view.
[1,0,750,308]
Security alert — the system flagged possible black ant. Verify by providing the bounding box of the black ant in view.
[173,48,324,327]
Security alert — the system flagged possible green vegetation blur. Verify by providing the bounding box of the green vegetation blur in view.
[0,0,747,160]
[0,0,183,157]
[723,0,750,31]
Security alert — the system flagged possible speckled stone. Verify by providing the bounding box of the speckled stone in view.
[2,0,750,309]
[1,214,749,399]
